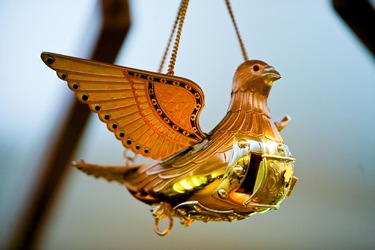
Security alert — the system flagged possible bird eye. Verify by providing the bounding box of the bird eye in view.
[253,65,260,72]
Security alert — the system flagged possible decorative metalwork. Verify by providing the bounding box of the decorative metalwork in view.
[41,52,297,236]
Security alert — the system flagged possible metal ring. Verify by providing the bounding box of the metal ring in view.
[153,215,174,236]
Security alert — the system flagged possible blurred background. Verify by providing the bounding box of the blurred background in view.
[1,0,375,249]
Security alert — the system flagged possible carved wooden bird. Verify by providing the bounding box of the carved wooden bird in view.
[41,52,297,235]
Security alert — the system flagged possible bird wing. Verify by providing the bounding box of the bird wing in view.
[41,52,207,159]
[73,160,140,185]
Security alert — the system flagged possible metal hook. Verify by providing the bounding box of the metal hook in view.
[152,202,174,236]
[153,214,174,236]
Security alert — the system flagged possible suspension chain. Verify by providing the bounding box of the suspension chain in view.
[225,0,248,61]
[158,1,184,73]
[159,0,248,75]
[167,0,189,75]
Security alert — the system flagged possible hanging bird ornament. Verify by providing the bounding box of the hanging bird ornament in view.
[41,0,297,236]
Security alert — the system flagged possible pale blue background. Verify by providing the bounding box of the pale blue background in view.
[1,0,375,249]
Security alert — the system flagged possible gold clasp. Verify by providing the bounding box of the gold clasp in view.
[152,202,174,236]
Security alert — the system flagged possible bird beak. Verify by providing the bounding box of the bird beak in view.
[262,66,281,85]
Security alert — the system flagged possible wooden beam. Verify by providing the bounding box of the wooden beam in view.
[332,0,375,57]
[10,1,131,249]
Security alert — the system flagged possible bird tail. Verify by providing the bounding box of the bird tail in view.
[73,160,141,185]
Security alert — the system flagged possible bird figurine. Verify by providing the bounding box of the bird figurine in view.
[41,52,297,235]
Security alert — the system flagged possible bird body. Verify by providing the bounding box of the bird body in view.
[122,61,283,202]
[41,52,297,235]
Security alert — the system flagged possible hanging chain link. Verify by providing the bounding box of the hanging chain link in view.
[167,0,189,75]
[225,0,248,61]
[159,0,248,75]
[158,1,184,73]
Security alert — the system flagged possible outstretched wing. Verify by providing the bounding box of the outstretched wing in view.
[73,160,140,185]
[41,52,207,159]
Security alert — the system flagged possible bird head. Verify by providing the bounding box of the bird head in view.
[232,60,281,96]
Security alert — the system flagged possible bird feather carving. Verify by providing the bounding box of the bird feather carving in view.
[41,52,206,160]
[42,53,286,203]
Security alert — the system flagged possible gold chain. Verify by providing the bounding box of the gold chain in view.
[159,0,248,75]
[167,0,189,75]
[225,0,248,61]
[158,1,184,73]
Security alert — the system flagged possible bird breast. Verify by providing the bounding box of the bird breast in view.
[211,90,283,143]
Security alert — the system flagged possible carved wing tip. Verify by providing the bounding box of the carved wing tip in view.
[41,51,56,68]
[73,160,136,185]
